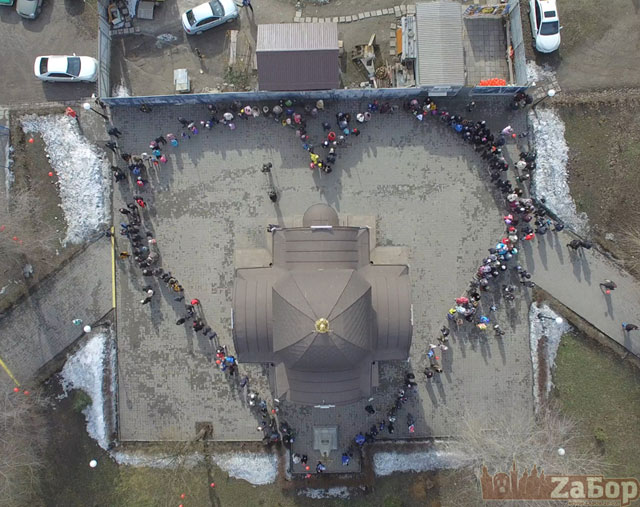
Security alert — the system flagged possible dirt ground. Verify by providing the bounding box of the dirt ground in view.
[519,0,640,277]
[552,91,640,276]
[523,0,640,92]
[0,0,98,105]
[0,110,77,315]
[111,0,297,96]
[111,0,401,95]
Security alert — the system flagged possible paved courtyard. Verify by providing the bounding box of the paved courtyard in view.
[111,100,533,466]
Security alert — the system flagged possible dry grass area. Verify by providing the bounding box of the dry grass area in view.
[560,100,640,276]
[0,390,49,506]
[0,113,78,315]
[554,333,640,478]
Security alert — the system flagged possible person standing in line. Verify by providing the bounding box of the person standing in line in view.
[599,280,617,293]
[567,239,582,251]
[113,167,126,182]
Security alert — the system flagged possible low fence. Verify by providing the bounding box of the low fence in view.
[97,0,112,99]
[104,87,433,106]
[104,85,498,107]
[508,0,528,86]
[470,85,528,96]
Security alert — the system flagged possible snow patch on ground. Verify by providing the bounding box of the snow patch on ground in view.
[526,61,557,85]
[156,33,177,44]
[529,303,571,409]
[21,114,111,244]
[60,333,110,450]
[114,450,278,484]
[112,81,131,98]
[529,108,589,234]
[212,452,278,485]
[299,487,350,499]
[374,449,470,476]
[113,452,204,468]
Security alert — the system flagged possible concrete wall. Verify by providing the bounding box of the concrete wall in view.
[97,0,111,99]
[102,85,480,106]
[508,0,528,86]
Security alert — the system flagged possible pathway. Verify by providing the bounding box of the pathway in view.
[0,239,112,390]
[523,235,640,357]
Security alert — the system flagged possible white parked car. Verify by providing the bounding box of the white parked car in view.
[181,0,238,35]
[529,0,561,53]
[34,55,98,82]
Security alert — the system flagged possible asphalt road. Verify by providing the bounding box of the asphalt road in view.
[0,0,98,105]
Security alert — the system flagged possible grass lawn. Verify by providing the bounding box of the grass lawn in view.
[40,389,457,507]
[553,333,640,477]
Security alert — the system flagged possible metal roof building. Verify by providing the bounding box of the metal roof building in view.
[415,1,465,88]
[232,204,412,406]
[256,23,340,91]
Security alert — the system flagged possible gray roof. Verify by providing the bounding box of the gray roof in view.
[302,202,339,227]
[360,264,412,359]
[415,2,465,87]
[257,23,338,52]
[256,23,339,91]
[272,270,373,370]
[232,206,412,406]
[272,227,370,271]
[232,267,282,363]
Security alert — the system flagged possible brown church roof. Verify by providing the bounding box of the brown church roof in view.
[232,205,412,405]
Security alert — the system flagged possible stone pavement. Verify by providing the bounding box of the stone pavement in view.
[0,239,112,390]
[111,99,534,457]
[523,235,640,357]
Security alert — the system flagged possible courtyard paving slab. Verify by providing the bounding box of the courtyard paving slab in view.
[111,100,534,449]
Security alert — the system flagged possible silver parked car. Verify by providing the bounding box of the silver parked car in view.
[16,0,42,18]
[181,0,238,35]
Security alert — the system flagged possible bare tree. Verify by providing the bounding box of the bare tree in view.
[0,390,49,506]
[446,404,609,507]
